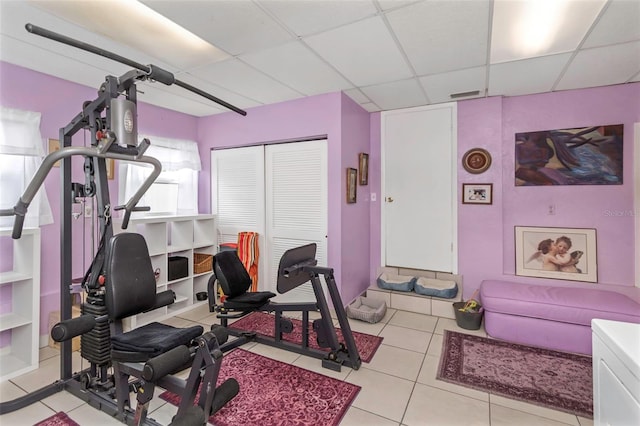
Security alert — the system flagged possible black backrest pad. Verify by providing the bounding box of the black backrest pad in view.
[213,250,252,298]
[105,233,157,319]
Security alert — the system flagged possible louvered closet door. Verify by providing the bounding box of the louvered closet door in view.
[211,146,266,287]
[265,140,328,302]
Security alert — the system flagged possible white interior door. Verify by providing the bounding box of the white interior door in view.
[382,104,457,272]
[211,146,266,288]
[265,140,328,302]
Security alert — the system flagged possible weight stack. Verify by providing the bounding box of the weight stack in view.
[81,297,111,366]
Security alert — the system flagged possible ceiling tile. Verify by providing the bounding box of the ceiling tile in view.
[0,35,124,90]
[377,1,422,12]
[488,53,572,97]
[556,41,640,90]
[343,88,371,104]
[140,76,259,114]
[582,0,640,48]
[360,79,427,111]
[360,102,382,113]
[419,67,486,104]
[386,0,490,75]
[2,1,179,73]
[491,0,606,63]
[188,59,303,105]
[258,0,377,37]
[136,83,225,117]
[240,41,353,95]
[304,16,412,86]
[142,0,293,56]
[30,0,228,70]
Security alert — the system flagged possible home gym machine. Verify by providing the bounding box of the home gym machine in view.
[211,243,362,372]
[0,24,247,425]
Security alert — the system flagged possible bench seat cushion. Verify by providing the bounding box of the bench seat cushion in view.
[480,280,640,326]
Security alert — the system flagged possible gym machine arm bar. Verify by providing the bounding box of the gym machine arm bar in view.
[0,145,161,239]
[25,23,247,117]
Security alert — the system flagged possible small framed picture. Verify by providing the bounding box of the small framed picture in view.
[346,168,357,204]
[462,183,492,205]
[358,153,369,185]
[515,226,597,283]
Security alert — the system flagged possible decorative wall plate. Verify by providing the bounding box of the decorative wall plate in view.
[462,148,492,174]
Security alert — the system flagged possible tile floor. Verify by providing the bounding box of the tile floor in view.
[0,304,594,425]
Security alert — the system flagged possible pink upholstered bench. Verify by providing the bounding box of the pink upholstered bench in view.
[480,280,640,355]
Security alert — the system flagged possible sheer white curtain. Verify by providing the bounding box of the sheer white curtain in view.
[119,135,201,215]
[0,106,53,228]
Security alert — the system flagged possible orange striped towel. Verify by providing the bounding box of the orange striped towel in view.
[238,232,259,292]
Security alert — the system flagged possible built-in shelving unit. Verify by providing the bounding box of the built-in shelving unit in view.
[113,215,216,330]
[0,227,41,382]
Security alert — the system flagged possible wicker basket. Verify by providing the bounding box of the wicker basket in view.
[193,253,213,274]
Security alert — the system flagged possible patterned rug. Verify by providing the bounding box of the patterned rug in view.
[160,348,361,426]
[437,330,593,418]
[229,311,383,362]
[35,412,79,426]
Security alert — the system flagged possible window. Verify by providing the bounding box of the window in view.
[0,107,53,228]
[119,135,201,216]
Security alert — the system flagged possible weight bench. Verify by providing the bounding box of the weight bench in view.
[210,243,362,372]
[52,233,238,425]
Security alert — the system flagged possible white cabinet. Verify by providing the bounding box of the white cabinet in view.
[113,215,216,329]
[0,228,40,382]
[592,319,640,426]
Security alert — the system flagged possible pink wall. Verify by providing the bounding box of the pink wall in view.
[0,62,198,335]
[459,83,639,298]
[197,92,373,302]
[339,93,372,303]
[369,83,639,300]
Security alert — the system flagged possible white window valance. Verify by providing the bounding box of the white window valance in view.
[0,106,53,227]
[119,135,201,215]
[0,107,44,156]
[140,134,202,172]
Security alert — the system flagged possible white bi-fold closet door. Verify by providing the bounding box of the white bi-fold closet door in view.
[211,139,327,301]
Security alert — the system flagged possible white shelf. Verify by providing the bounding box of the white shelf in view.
[0,228,40,382]
[114,215,216,330]
[0,271,31,285]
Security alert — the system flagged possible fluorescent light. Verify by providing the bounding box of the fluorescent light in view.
[491,0,606,63]
[516,0,569,55]
[29,0,229,69]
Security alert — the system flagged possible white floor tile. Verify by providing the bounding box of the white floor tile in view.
[247,342,303,365]
[490,394,581,425]
[41,390,85,413]
[67,402,124,425]
[364,344,424,381]
[490,403,579,426]
[388,310,438,332]
[378,324,432,353]
[345,368,414,422]
[0,401,55,426]
[434,317,487,337]
[341,406,400,425]
[427,332,444,357]
[294,355,353,381]
[403,383,490,426]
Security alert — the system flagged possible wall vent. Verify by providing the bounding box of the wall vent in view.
[450,90,480,99]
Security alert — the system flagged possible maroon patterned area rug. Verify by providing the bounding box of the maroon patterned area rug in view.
[160,348,361,426]
[34,412,79,426]
[437,330,593,418]
[229,311,383,362]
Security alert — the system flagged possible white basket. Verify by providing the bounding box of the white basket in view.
[346,296,387,323]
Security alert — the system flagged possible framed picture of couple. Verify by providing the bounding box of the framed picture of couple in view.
[515,226,597,283]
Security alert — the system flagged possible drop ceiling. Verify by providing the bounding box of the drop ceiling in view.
[1,0,639,117]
